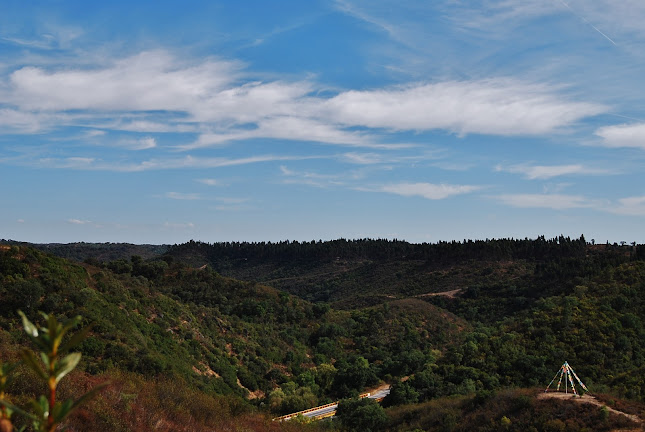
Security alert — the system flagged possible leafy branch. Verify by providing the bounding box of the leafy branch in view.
[0,312,106,432]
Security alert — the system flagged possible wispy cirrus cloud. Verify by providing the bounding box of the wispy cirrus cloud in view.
[323,79,604,136]
[1,23,83,51]
[196,178,219,186]
[378,182,482,200]
[609,195,645,216]
[67,218,91,225]
[0,108,52,133]
[116,137,157,150]
[20,154,320,172]
[6,50,240,111]
[495,163,613,179]
[279,165,362,188]
[163,221,195,229]
[165,192,202,200]
[595,123,645,150]
[212,197,253,212]
[492,193,601,210]
[339,151,437,165]
[447,0,560,34]
[448,0,645,42]
[0,50,606,151]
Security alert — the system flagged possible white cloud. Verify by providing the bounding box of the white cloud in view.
[496,163,612,179]
[1,24,83,50]
[215,197,248,204]
[106,120,198,133]
[37,157,96,169]
[165,192,202,200]
[280,165,364,188]
[84,129,106,138]
[341,152,386,165]
[8,50,240,112]
[125,137,156,150]
[609,195,645,216]
[182,116,374,150]
[213,204,254,212]
[1,50,606,150]
[279,166,296,176]
[339,151,439,165]
[451,0,561,33]
[196,178,219,186]
[0,109,46,132]
[431,162,475,171]
[27,154,320,172]
[323,80,604,136]
[380,182,482,200]
[163,221,195,229]
[493,193,598,209]
[451,0,645,41]
[67,218,91,225]
[595,123,645,150]
[558,0,645,39]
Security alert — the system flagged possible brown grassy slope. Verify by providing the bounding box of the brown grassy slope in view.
[385,388,642,432]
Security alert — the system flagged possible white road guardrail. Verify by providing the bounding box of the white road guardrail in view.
[274,386,391,422]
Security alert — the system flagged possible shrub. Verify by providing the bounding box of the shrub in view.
[0,312,105,432]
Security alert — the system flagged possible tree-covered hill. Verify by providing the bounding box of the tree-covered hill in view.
[164,236,637,308]
[1,240,169,263]
[1,237,644,430]
[0,244,461,429]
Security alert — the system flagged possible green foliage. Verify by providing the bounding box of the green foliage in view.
[0,312,104,432]
[336,397,388,432]
[382,381,419,407]
[0,360,18,429]
[3,238,645,430]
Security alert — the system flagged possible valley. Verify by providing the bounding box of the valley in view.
[1,236,644,431]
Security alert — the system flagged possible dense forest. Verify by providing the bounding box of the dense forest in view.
[0,236,644,431]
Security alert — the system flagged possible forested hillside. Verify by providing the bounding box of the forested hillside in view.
[1,237,644,431]
[0,244,459,430]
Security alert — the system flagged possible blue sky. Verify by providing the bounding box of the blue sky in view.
[2,0,645,244]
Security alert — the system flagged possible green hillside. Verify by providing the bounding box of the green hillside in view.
[164,237,593,307]
[0,244,459,430]
[1,237,644,431]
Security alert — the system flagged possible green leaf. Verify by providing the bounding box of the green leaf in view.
[0,361,17,376]
[0,399,39,422]
[55,352,81,384]
[18,349,46,380]
[47,313,61,347]
[0,362,17,391]
[39,352,50,370]
[60,316,82,336]
[29,395,49,418]
[18,311,38,338]
[52,399,74,423]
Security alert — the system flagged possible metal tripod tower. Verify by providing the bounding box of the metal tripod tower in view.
[545,361,589,396]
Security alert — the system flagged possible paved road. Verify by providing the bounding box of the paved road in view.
[367,387,391,401]
[278,386,391,421]
[301,402,338,419]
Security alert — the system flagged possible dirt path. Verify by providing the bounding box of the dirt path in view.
[416,289,462,298]
[538,392,642,425]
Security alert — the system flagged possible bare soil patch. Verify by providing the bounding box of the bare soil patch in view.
[416,288,462,298]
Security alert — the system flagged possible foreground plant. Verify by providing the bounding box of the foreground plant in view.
[0,361,17,432]
[0,312,105,432]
